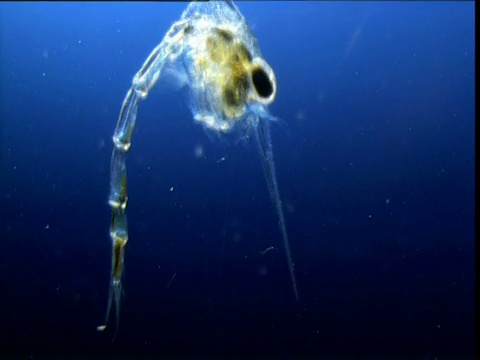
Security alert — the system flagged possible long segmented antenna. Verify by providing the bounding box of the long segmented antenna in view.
[97,18,191,337]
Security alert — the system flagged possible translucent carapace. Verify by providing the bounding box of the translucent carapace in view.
[179,2,277,133]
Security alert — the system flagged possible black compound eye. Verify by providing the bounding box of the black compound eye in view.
[251,66,273,99]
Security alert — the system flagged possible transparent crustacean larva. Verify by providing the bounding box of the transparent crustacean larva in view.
[98,1,298,338]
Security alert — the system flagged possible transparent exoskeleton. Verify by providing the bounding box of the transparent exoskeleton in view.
[98,1,298,339]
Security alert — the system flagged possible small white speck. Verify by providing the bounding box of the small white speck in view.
[368,214,372,219]
[78,40,82,44]
[45,224,50,230]
[385,198,390,204]
[260,246,274,255]
[170,186,174,192]
[194,144,204,158]
[42,72,46,77]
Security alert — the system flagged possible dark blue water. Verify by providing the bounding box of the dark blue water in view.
[0,2,475,359]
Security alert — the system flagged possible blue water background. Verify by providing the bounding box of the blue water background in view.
[0,1,475,358]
